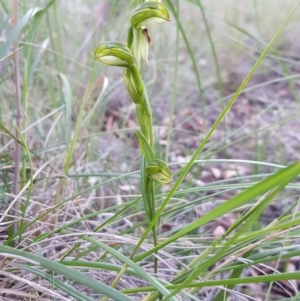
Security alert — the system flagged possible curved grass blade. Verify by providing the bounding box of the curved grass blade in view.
[18,264,95,301]
[0,245,133,301]
[82,236,178,301]
[0,7,42,60]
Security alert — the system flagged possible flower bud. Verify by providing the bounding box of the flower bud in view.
[93,41,134,67]
[146,159,172,185]
[127,27,134,50]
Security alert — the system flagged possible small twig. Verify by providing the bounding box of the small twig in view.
[0,47,22,63]
[12,0,22,241]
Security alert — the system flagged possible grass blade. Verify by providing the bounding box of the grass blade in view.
[0,7,42,60]
[136,161,300,261]
[0,245,133,301]
[58,73,72,152]
[83,236,178,301]
[18,264,96,301]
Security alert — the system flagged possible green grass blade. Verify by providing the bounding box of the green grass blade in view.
[0,7,42,60]
[0,122,25,147]
[213,251,252,301]
[164,0,203,102]
[16,128,34,242]
[28,38,50,86]
[0,245,133,301]
[165,0,179,162]
[136,130,154,161]
[122,271,300,293]
[135,161,300,263]
[3,170,139,246]
[196,0,223,98]
[18,264,96,301]
[58,73,72,152]
[0,0,8,13]
[83,236,178,301]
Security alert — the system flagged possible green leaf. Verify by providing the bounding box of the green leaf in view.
[136,104,149,138]
[123,66,145,104]
[136,130,154,161]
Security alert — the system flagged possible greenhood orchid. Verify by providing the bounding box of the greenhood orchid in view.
[128,1,171,67]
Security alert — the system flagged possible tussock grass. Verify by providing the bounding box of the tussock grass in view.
[1,1,300,300]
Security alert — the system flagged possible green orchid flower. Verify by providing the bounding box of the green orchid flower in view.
[128,1,171,67]
[131,1,170,29]
[93,41,134,67]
